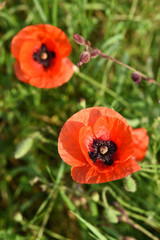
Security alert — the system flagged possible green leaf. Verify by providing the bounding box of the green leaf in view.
[72,212,107,240]
[123,175,137,193]
[14,138,33,159]
[59,190,77,212]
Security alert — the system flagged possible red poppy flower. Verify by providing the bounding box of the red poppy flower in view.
[131,128,149,161]
[11,24,73,88]
[58,107,141,184]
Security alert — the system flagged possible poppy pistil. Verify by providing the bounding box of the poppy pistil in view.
[100,145,108,154]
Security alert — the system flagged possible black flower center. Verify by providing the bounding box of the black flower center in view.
[33,44,55,68]
[88,139,117,166]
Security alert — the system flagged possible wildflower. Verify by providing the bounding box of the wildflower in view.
[58,107,141,184]
[131,128,149,161]
[11,24,73,88]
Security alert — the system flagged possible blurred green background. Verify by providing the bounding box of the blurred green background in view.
[0,0,160,239]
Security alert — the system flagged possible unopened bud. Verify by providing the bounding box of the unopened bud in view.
[131,72,141,85]
[90,48,100,58]
[77,51,90,67]
[73,34,85,45]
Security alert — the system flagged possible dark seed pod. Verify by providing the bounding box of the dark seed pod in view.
[90,48,100,58]
[73,34,86,45]
[77,51,90,67]
[131,72,141,84]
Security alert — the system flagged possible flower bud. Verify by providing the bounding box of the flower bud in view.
[131,72,141,85]
[73,34,85,45]
[77,51,90,67]
[90,48,100,58]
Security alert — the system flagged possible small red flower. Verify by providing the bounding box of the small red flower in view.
[11,24,73,88]
[131,128,149,161]
[58,107,141,184]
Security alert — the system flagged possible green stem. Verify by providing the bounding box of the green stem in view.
[102,187,160,229]
[75,71,130,107]
[33,0,48,23]
[98,51,160,86]
[127,218,159,240]
[140,168,160,173]
[140,164,160,169]
[52,0,58,26]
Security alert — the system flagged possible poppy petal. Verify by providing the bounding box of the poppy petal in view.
[11,25,40,59]
[71,157,141,184]
[14,61,30,83]
[58,120,87,167]
[93,116,110,140]
[59,107,128,129]
[19,40,44,77]
[131,128,149,161]
[39,24,72,57]
[29,58,73,88]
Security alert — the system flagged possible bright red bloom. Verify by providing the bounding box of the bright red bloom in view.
[58,107,141,184]
[11,24,73,88]
[131,128,149,161]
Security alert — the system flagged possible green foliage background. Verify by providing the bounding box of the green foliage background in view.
[0,0,160,239]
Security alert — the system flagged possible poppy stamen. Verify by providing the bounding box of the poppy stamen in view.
[33,44,55,68]
[88,139,117,166]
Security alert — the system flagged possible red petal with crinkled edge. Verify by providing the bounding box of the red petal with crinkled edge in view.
[58,120,86,167]
[29,58,73,89]
[131,128,149,161]
[14,61,30,83]
[92,116,110,140]
[60,107,128,128]
[35,24,72,57]
[11,25,41,59]
[71,157,141,184]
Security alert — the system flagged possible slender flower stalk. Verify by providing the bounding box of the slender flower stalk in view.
[73,34,160,87]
